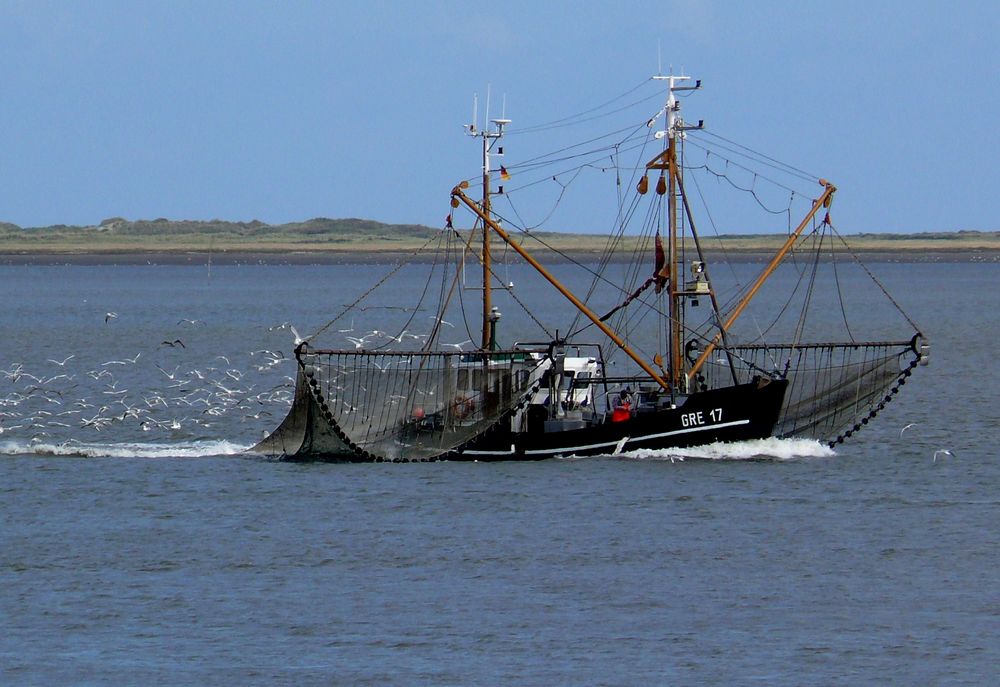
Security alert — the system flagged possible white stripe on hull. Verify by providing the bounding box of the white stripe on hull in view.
[460,418,751,457]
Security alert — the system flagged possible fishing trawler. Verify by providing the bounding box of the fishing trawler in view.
[253,75,927,462]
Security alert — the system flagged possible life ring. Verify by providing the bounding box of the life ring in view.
[452,394,474,419]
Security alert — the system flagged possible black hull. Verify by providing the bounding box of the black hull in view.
[453,377,787,461]
[267,377,787,463]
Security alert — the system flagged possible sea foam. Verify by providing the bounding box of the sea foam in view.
[0,439,249,459]
[620,437,836,462]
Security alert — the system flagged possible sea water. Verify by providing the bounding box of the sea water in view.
[0,261,996,685]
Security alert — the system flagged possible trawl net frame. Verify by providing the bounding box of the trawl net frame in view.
[295,348,545,461]
[701,340,921,443]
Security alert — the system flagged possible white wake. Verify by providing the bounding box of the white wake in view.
[618,437,836,462]
[0,439,249,459]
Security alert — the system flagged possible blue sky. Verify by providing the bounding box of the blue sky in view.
[0,1,995,233]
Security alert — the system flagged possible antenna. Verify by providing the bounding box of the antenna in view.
[657,41,662,75]
[485,84,491,130]
[466,93,479,135]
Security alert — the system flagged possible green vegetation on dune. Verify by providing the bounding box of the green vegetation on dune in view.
[0,217,998,255]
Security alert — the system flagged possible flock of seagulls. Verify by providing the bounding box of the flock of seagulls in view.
[1,299,486,454]
[0,303,478,453]
[0,317,299,450]
[339,328,469,352]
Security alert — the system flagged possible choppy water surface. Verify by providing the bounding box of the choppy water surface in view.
[1,262,996,684]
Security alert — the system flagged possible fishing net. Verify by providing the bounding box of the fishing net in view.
[254,346,546,461]
[700,338,925,445]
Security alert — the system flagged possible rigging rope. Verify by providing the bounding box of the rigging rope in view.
[693,129,820,183]
[510,79,660,135]
[829,224,924,334]
[310,230,448,342]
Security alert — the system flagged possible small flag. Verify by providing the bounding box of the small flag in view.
[445,214,453,229]
[500,165,511,180]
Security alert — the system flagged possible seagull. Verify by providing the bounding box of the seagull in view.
[250,349,284,359]
[47,355,75,366]
[177,319,205,326]
[443,339,473,351]
[105,312,118,323]
[899,423,917,438]
[933,449,955,463]
[428,316,454,327]
[40,374,73,386]
[100,353,141,366]
[161,339,186,348]
[155,364,180,381]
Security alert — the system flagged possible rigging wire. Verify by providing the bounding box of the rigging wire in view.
[309,230,447,342]
[790,228,824,350]
[508,80,661,135]
[683,140,806,208]
[828,223,923,334]
[504,123,649,176]
[694,129,820,182]
[830,235,856,342]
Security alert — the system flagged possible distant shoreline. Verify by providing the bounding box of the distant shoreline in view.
[3,219,999,264]
[2,218,1000,265]
[1,247,998,266]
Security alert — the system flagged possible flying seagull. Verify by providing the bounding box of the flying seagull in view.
[105,312,118,323]
[933,449,956,462]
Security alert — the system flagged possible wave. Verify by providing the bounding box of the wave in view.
[616,437,836,462]
[0,438,250,459]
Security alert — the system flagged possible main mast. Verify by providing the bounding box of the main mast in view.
[650,75,702,389]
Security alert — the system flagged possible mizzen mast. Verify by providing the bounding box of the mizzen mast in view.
[465,99,509,350]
